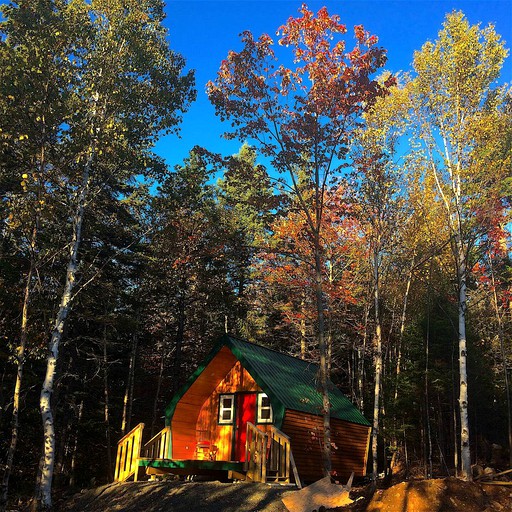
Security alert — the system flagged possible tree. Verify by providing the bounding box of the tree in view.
[217,143,277,336]
[0,1,79,507]
[411,10,508,480]
[208,3,391,475]
[257,186,362,361]
[351,80,411,479]
[0,0,196,507]
[143,150,229,400]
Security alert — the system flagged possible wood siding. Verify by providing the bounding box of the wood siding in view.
[282,409,370,482]
[171,347,238,459]
[171,351,271,461]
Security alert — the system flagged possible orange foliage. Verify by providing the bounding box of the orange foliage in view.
[257,187,364,333]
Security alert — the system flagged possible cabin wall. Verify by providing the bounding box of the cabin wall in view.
[282,409,371,482]
[197,361,263,460]
[170,346,238,460]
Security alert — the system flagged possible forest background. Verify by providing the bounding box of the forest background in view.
[0,0,511,510]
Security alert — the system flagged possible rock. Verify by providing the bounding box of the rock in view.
[472,465,484,478]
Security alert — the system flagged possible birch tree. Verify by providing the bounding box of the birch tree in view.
[412,11,508,481]
[12,0,196,508]
[0,2,76,507]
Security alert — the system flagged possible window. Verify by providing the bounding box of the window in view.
[218,394,234,424]
[257,393,273,424]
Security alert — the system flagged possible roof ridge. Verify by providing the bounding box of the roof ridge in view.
[225,334,320,370]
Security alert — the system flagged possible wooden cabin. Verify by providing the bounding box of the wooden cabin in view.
[115,335,371,485]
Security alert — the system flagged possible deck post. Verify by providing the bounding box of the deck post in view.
[261,433,267,482]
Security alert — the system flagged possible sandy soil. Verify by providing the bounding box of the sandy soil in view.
[364,478,512,512]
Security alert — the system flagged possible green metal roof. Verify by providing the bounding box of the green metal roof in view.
[223,335,370,427]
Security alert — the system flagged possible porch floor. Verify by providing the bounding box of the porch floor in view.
[139,458,244,474]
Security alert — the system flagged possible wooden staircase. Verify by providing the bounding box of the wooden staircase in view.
[114,423,144,482]
[114,424,171,482]
[245,423,301,487]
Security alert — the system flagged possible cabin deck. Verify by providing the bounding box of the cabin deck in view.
[115,422,300,486]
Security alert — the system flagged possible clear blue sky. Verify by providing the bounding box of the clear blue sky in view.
[157,0,512,170]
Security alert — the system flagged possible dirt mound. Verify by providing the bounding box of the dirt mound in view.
[56,480,290,512]
[365,477,512,512]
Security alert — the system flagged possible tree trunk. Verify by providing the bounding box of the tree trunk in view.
[394,256,415,403]
[121,331,138,435]
[452,340,459,477]
[391,257,414,452]
[151,345,166,437]
[488,252,512,467]
[300,298,307,359]
[172,295,186,395]
[37,151,92,510]
[372,247,383,481]
[358,303,370,411]
[102,324,113,482]
[0,224,37,511]
[69,400,84,488]
[425,266,433,478]
[455,234,471,481]
[314,239,331,477]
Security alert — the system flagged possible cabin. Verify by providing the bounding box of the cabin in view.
[115,335,371,485]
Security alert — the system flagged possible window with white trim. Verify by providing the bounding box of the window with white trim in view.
[218,394,235,424]
[257,393,273,424]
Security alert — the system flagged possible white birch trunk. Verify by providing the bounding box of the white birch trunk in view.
[456,233,471,480]
[37,153,92,510]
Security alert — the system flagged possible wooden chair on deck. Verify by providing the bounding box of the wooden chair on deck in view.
[195,430,218,460]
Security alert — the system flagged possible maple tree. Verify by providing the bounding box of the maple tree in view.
[208,3,391,475]
[258,187,362,360]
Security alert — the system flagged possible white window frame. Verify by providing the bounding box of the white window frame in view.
[256,392,273,424]
[218,393,235,424]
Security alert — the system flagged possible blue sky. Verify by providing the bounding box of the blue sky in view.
[157,0,512,170]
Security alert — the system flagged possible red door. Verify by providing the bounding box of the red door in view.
[234,393,257,461]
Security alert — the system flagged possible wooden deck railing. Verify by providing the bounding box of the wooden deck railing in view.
[245,422,268,483]
[141,426,171,460]
[268,426,291,483]
[244,423,300,486]
[114,423,144,482]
